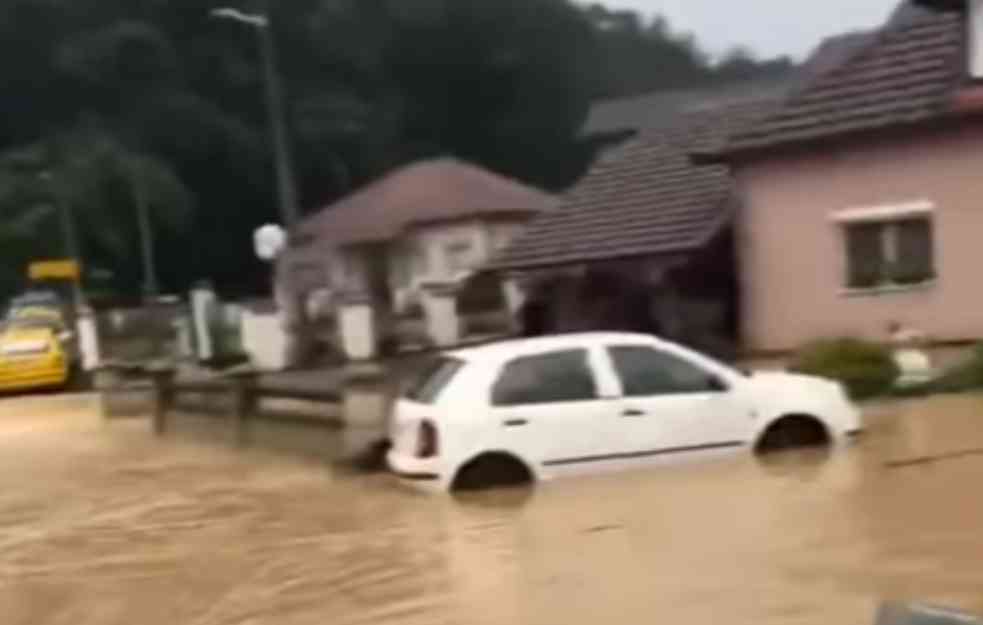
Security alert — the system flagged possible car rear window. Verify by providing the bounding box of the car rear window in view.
[404,357,466,404]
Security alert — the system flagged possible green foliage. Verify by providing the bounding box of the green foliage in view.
[0,0,794,301]
[0,123,193,285]
[581,6,794,97]
[791,338,900,400]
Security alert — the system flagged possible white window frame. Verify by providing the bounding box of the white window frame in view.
[831,199,934,224]
[389,243,412,288]
[411,240,430,278]
[444,240,474,275]
[971,0,983,79]
[831,200,937,294]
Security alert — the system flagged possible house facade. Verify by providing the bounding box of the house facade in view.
[492,98,777,361]
[706,0,983,352]
[326,218,526,318]
[734,124,983,352]
[494,0,982,358]
[277,157,554,361]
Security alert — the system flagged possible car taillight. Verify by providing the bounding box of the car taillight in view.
[416,420,439,459]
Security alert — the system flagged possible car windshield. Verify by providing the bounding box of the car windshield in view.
[6,318,63,332]
[404,357,466,404]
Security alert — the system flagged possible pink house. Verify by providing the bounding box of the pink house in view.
[496,0,983,358]
[701,0,983,353]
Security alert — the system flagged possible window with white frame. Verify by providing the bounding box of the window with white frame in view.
[445,240,474,274]
[971,0,983,79]
[390,244,411,288]
[837,203,936,290]
[411,240,429,277]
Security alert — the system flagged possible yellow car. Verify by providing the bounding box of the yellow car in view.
[0,321,70,392]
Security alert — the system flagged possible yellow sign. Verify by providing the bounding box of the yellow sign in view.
[28,260,81,282]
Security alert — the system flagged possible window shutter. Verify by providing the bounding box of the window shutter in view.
[893,219,935,284]
[845,223,885,288]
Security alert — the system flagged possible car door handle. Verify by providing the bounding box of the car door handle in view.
[621,409,646,418]
[504,419,529,427]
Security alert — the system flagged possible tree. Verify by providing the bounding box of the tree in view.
[0,0,797,302]
[0,123,194,296]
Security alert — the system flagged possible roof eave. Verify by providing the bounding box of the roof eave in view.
[690,106,983,166]
[489,248,700,274]
[914,0,965,10]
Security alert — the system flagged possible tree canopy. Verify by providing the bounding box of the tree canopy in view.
[0,0,794,301]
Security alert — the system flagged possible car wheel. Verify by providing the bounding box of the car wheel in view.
[755,415,830,454]
[452,453,533,492]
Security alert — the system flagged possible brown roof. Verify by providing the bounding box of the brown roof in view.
[296,158,556,246]
[582,80,789,137]
[797,31,875,82]
[915,0,963,9]
[581,29,877,140]
[711,2,964,157]
[492,99,776,271]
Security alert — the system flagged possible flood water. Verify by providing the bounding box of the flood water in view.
[2,394,983,625]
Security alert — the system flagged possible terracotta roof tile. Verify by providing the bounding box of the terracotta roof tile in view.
[582,80,789,136]
[492,99,775,271]
[296,158,556,247]
[718,2,964,155]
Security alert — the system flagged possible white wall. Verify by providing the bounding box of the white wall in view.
[242,306,289,371]
[317,218,530,316]
[412,222,486,281]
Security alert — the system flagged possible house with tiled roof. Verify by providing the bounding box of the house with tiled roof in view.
[493,97,778,358]
[698,0,983,352]
[496,0,983,357]
[277,158,555,361]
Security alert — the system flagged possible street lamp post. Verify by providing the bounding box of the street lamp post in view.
[212,6,300,228]
[213,7,315,367]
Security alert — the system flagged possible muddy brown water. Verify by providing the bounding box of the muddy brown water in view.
[2,394,983,625]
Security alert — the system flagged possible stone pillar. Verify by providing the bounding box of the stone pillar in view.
[241,301,289,371]
[190,281,217,362]
[76,306,101,372]
[337,292,377,361]
[502,275,527,316]
[421,283,460,348]
[890,324,933,388]
[173,316,195,360]
[339,363,391,469]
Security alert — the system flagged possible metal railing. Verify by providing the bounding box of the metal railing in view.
[111,366,346,445]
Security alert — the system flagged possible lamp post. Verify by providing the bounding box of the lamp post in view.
[211,6,300,228]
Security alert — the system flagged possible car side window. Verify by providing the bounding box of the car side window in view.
[608,346,719,397]
[492,349,598,407]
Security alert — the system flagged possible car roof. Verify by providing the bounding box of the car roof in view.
[450,332,662,364]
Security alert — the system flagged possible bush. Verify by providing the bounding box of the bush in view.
[791,338,899,400]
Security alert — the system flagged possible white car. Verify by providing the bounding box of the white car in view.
[387,333,862,492]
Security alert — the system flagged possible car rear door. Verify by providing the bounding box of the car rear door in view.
[602,345,749,457]
[486,348,623,471]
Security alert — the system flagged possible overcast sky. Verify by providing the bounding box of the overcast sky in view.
[605,0,900,60]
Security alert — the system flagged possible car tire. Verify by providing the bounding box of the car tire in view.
[755,415,830,453]
[452,453,533,492]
